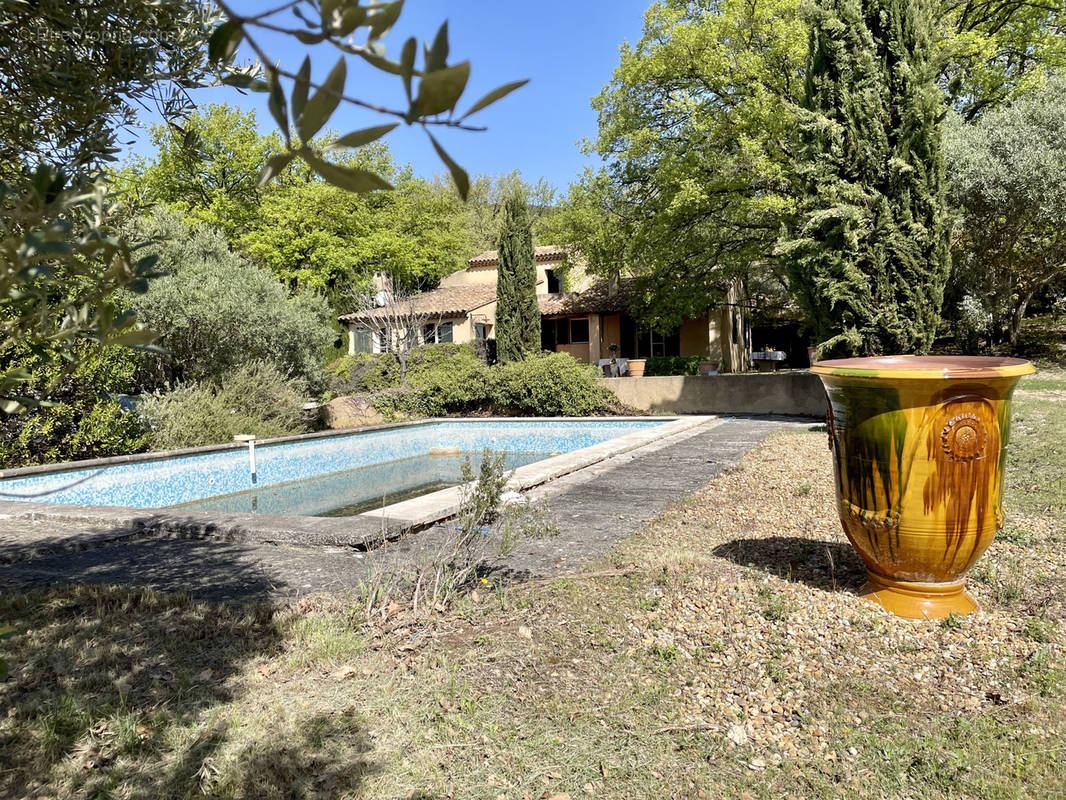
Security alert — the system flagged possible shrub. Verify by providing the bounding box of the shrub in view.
[644,355,702,376]
[0,342,152,468]
[127,211,334,393]
[141,362,310,449]
[373,344,492,418]
[492,352,611,416]
[955,294,992,354]
[328,352,399,396]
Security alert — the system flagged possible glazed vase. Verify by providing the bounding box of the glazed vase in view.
[811,356,1034,619]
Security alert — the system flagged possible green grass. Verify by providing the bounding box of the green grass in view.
[1005,386,1066,523]
[1,365,1064,799]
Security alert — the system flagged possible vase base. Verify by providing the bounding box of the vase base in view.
[860,573,979,620]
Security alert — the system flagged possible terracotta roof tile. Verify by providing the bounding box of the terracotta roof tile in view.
[538,277,636,316]
[339,285,496,322]
[467,245,567,267]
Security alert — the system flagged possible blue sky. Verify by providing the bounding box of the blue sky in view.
[127,0,651,192]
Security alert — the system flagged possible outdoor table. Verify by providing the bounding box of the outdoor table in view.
[751,350,787,371]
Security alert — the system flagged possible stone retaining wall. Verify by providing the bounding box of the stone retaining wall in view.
[600,371,827,418]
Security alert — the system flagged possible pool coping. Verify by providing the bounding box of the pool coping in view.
[0,415,713,554]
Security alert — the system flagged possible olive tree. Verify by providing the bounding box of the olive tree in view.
[0,0,526,412]
[945,78,1066,347]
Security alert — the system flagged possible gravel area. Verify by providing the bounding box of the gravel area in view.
[618,428,1065,765]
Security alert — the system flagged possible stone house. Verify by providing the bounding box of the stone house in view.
[340,246,750,372]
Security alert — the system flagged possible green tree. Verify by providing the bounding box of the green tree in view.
[0,341,152,469]
[127,211,334,392]
[494,191,541,363]
[125,109,470,317]
[556,0,808,329]
[241,145,469,314]
[464,171,558,253]
[126,104,284,238]
[939,0,1066,119]
[555,0,1063,333]
[780,0,950,357]
[0,0,215,181]
[945,78,1066,347]
[1,1,526,416]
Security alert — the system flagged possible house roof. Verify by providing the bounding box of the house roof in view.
[538,277,637,317]
[467,245,567,268]
[340,276,638,324]
[339,285,496,323]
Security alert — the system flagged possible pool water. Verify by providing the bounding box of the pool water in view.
[171,451,548,517]
[0,419,668,515]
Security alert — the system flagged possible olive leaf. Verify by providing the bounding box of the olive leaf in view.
[297,57,346,143]
[368,0,404,40]
[266,68,289,143]
[415,62,470,117]
[401,36,417,102]
[258,152,297,186]
[207,21,243,64]
[461,79,529,120]
[325,124,400,151]
[291,56,311,122]
[304,153,393,192]
[425,21,449,73]
[427,131,469,200]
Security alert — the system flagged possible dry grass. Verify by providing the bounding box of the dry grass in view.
[1,378,1063,799]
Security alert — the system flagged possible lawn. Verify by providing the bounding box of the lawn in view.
[0,374,1063,799]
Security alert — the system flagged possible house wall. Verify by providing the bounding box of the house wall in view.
[346,314,477,354]
[556,343,591,363]
[440,264,499,287]
[601,314,621,357]
[680,315,712,359]
[444,315,476,344]
[441,259,567,291]
[600,372,826,417]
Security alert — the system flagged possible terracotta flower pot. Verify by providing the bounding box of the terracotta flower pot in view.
[811,356,1034,619]
[628,358,647,377]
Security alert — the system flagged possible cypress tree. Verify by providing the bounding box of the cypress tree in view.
[781,0,950,357]
[495,191,541,363]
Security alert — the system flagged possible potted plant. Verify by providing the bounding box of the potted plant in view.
[812,355,1034,619]
[627,357,647,377]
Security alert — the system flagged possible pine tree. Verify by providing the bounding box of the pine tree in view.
[495,191,541,363]
[781,0,950,357]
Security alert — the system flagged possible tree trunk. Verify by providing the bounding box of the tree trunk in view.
[1008,293,1032,349]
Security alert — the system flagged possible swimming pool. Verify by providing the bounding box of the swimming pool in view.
[0,419,669,516]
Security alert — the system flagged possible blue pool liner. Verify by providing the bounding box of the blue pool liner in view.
[0,419,666,509]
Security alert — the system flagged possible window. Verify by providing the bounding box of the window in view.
[423,321,454,344]
[543,318,590,347]
[570,318,590,343]
[555,318,570,345]
[541,319,556,350]
[474,322,486,340]
[545,268,561,294]
[351,327,374,354]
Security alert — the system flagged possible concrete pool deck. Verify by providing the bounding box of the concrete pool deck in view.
[0,416,816,601]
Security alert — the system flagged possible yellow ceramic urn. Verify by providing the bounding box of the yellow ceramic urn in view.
[811,356,1035,619]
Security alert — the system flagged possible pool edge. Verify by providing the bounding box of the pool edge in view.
[0,416,708,555]
[359,416,720,528]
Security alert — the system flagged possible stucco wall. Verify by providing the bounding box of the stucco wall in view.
[680,315,712,359]
[600,372,827,418]
[556,342,591,363]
